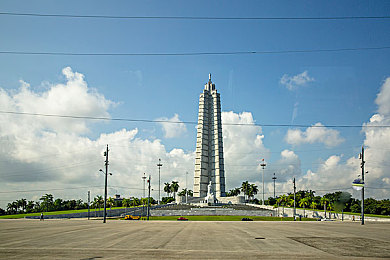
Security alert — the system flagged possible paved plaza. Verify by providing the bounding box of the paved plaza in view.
[0,219,389,259]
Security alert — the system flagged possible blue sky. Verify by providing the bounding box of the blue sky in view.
[1,1,390,206]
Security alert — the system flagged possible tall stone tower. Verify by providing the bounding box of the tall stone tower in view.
[193,74,226,198]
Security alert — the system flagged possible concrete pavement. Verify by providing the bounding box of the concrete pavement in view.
[0,219,389,259]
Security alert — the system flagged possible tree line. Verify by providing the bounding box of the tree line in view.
[1,180,194,215]
[227,182,390,216]
[2,183,389,216]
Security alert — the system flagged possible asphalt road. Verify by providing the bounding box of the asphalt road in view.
[0,219,389,259]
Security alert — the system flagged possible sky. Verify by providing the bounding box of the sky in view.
[1,0,390,208]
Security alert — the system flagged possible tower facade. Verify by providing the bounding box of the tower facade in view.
[193,74,226,198]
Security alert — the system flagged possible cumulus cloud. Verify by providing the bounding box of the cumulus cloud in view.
[275,150,301,182]
[0,68,195,207]
[376,77,390,115]
[285,123,344,147]
[282,77,390,199]
[158,113,187,138]
[280,70,314,91]
[222,111,270,190]
[1,68,390,207]
[0,67,270,206]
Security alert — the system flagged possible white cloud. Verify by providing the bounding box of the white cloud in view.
[376,77,390,116]
[158,113,187,138]
[280,70,314,91]
[1,68,390,207]
[222,111,270,190]
[282,77,390,199]
[0,68,195,207]
[275,150,301,182]
[285,122,344,147]
[291,102,299,123]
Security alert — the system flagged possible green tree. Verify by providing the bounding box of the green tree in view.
[170,181,180,198]
[26,201,35,213]
[162,197,175,204]
[299,197,310,217]
[40,194,54,212]
[311,201,318,212]
[241,181,250,201]
[131,197,140,207]
[248,184,258,201]
[320,197,330,218]
[164,182,171,197]
[17,199,27,213]
[287,198,295,207]
[107,197,115,214]
[122,198,131,214]
[54,198,63,211]
[177,189,187,197]
[7,202,17,214]
[228,188,241,197]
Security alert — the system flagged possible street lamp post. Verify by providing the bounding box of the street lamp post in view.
[147,175,151,220]
[142,173,147,198]
[272,173,277,198]
[157,159,163,205]
[99,167,112,224]
[359,146,365,225]
[260,160,266,205]
[142,173,147,218]
[185,171,188,204]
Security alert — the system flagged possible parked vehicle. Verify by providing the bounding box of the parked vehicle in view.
[125,215,140,220]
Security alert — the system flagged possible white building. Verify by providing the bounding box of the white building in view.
[193,74,226,198]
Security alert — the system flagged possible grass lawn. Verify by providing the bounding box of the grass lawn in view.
[0,206,139,219]
[147,215,317,221]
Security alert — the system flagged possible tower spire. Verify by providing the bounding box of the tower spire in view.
[209,73,212,83]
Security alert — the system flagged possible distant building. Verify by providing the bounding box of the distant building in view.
[114,194,123,202]
[193,74,226,198]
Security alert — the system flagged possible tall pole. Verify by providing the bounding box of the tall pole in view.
[142,173,147,198]
[186,171,188,204]
[360,146,365,225]
[147,175,151,221]
[103,144,109,223]
[272,173,277,198]
[88,191,90,220]
[260,160,266,205]
[157,159,163,205]
[293,177,296,220]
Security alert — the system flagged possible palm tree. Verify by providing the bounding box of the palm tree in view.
[311,201,318,217]
[327,201,334,219]
[247,184,258,201]
[170,181,180,198]
[131,197,140,207]
[107,197,115,216]
[40,194,54,212]
[16,199,27,213]
[97,195,104,209]
[7,202,17,214]
[122,198,131,214]
[26,201,35,213]
[320,197,329,219]
[279,195,288,215]
[92,197,98,217]
[299,198,309,217]
[241,181,250,201]
[164,182,171,197]
[287,198,295,208]
[94,195,104,216]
